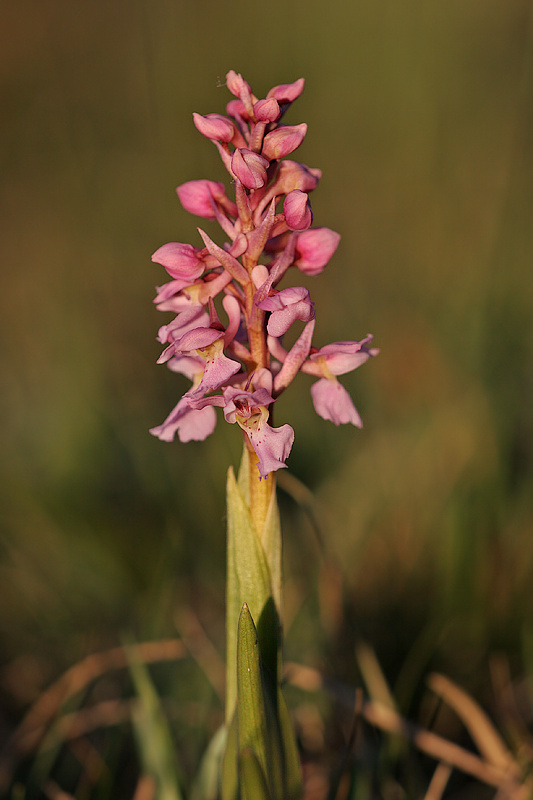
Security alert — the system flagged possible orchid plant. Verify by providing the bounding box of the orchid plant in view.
[150,70,378,800]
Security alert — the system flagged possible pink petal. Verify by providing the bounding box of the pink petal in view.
[310,378,362,427]
[150,397,217,443]
[247,421,294,479]
[166,354,205,381]
[194,349,241,396]
[258,286,315,337]
[311,337,377,375]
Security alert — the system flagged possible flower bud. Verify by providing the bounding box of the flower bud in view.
[267,78,305,104]
[294,227,341,275]
[226,70,252,100]
[193,112,235,143]
[276,160,322,193]
[258,286,315,337]
[231,148,269,190]
[226,70,254,117]
[151,242,205,280]
[261,123,307,161]
[284,190,313,231]
[253,97,280,123]
[226,98,249,121]
[177,180,227,219]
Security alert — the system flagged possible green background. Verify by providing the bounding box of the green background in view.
[1,0,533,782]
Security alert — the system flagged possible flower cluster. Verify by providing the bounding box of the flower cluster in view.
[150,71,378,478]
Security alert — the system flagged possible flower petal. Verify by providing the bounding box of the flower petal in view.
[150,397,217,442]
[310,378,362,427]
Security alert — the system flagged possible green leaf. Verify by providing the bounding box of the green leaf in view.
[239,748,272,800]
[236,605,294,800]
[226,466,277,722]
[128,645,184,800]
[190,725,227,800]
[236,604,269,777]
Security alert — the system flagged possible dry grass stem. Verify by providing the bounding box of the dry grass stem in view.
[0,639,186,794]
[423,762,452,800]
[428,673,519,773]
[285,662,529,795]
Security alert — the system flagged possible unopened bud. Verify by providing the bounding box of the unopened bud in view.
[262,123,307,161]
[231,148,269,190]
[284,190,313,231]
[253,97,280,123]
[177,180,227,219]
[151,242,205,280]
[193,112,235,143]
[267,78,305,104]
[294,228,341,275]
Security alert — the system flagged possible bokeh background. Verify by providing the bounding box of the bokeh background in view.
[2,0,533,795]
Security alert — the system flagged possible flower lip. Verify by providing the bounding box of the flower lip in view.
[310,378,362,427]
[220,386,293,478]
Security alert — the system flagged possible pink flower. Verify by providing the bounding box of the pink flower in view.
[257,286,315,337]
[222,386,294,478]
[303,337,379,427]
[152,242,206,281]
[294,228,341,275]
[310,379,362,427]
[175,328,241,396]
[156,306,210,363]
[150,71,379,476]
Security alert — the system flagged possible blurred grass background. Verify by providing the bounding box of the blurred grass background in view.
[1,0,533,793]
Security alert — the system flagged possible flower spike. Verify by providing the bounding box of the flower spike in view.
[150,72,378,477]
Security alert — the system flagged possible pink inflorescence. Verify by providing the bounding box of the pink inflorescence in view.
[150,71,378,478]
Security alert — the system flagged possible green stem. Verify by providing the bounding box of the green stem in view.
[225,444,283,724]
